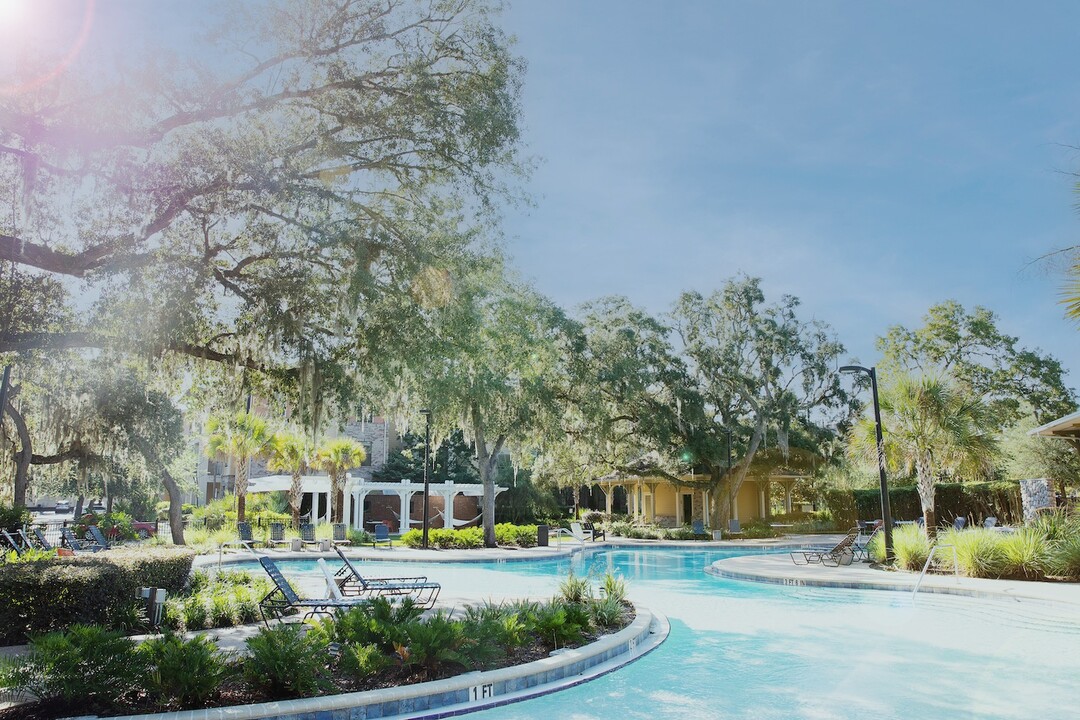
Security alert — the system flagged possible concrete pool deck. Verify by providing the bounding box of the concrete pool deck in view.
[709,550,1080,607]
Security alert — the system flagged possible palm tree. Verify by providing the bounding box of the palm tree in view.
[312,437,367,525]
[206,412,273,523]
[849,374,998,538]
[267,431,311,528]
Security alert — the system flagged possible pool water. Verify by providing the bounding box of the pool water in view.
[246,548,1080,720]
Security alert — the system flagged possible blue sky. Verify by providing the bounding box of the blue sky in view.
[499,1,1080,384]
[14,0,1080,388]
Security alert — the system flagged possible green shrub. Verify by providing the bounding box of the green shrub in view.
[138,633,234,707]
[182,597,209,630]
[531,601,586,649]
[1048,532,1080,578]
[0,505,31,532]
[339,642,391,680]
[601,572,626,604]
[402,524,538,548]
[557,571,592,604]
[608,521,633,537]
[402,612,470,677]
[590,595,626,628]
[871,523,930,570]
[0,625,144,711]
[997,529,1050,579]
[741,519,779,539]
[243,623,331,698]
[940,528,1006,578]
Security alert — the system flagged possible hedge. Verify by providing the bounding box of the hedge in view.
[0,547,195,645]
[822,481,1023,527]
[399,523,539,549]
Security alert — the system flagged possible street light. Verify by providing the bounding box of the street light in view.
[419,409,432,550]
[839,365,895,564]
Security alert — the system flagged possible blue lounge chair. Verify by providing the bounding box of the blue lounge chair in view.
[371,522,392,548]
[332,523,351,546]
[87,525,111,550]
[691,519,705,535]
[32,528,53,550]
[1,529,24,556]
[257,556,369,625]
[268,522,290,548]
[221,521,261,553]
[61,527,103,552]
[332,546,440,607]
[299,523,320,549]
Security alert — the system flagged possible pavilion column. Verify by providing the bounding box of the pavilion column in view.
[646,483,659,523]
[442,490,457,528]
[703,489,710,525]
[399,489,413,533]
[604,485,613,515]
[784,483,793,513]
[758,483,767,519]
[353,490,370,531]
[675,487,683,526]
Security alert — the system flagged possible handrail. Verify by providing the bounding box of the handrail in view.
[911,543,959,601]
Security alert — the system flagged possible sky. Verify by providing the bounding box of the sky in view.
[497,1,1080,383]
[5,0,1080,388]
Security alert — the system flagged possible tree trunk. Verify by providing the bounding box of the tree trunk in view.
[470,402,501,548]
[923,507,937,542]
[332,473,344,524]
[133,438,185,545]
[290,471,302,528]
[235,456,249,523]
[916,456,935,541]
[708,420,765,533]
[6,400,31,507]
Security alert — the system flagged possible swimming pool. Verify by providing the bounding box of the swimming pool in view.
[243,547,1080,720]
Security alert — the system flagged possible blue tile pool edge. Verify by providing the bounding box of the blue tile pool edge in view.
[90,604,667,720]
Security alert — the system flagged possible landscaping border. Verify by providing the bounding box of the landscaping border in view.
[93,605,668,720]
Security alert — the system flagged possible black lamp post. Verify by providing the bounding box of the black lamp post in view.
[840,365,894,564]
[420,409,432,550]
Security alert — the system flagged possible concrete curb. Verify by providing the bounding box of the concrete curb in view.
[92,604,668,720]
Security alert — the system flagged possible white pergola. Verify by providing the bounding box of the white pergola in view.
[1030,410,1080,440]
[247,474,502,530]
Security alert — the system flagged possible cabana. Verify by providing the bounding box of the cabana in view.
[247,474,504,532]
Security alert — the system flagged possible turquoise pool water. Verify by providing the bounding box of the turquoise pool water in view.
[243,548,1080,720]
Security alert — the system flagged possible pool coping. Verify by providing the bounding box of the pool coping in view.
[708,554,1080,608]
[87,604,668,720]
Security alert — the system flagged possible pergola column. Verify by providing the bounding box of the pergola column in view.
[352,490,370,531]
[398,488,413,533]
[604,485,613,515]
[758,482,767,519]
[784,482,793,513]
[442,490,457,528]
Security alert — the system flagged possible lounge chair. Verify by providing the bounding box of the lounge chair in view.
[221,521,261,553]
[267,522,290,548]
[17,529,39,551]
[87,525,112,550]
[953,516,967,531]
[853,520,883,561]
[332,523,351,546]
[691,519,705,535]
[983,516,997,529]
[370,522,392,548]
[580,521,606,541]
[332,546,440,608]
[1,529,24,556]
[299,523,320,549]
[790,530,858,567]
[256,556,370,625]
[727,519,744,537]
[33,528,53,550]
[61,527,104,553]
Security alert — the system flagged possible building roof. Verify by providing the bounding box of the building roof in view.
[1029,410,1080,439]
